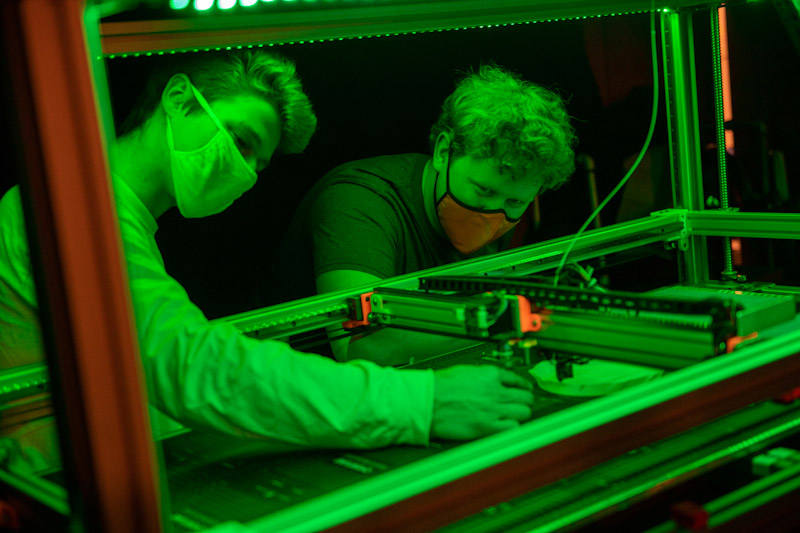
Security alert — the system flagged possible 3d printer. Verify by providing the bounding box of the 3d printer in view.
[3,0,800,531]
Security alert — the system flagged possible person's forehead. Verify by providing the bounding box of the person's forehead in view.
[458,154,541,193]
[212,92,277,117]
[212,93,281,147]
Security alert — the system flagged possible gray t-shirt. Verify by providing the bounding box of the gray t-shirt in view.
[266,153,510,304]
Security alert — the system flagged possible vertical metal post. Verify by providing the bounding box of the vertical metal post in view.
[661,9,709,285]
[1,0,163,531]
[710,7,739,281]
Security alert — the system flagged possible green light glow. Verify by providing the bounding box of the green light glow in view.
[163,0,663,18]
[540,412,800,532]
[117,7,667,54]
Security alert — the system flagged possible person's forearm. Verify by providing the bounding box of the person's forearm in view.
[346,327,481,366]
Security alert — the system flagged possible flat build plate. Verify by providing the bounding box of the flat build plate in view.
[647,285,796,337]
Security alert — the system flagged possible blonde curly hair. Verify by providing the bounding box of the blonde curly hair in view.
[430,64,576,190]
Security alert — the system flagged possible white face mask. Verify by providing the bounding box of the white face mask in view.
[166,83,258,218]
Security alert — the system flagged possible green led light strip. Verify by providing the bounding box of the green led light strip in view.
[170,0,321,9]
[170,0,675,13]
[168,0,677,11]
[104,9,670,60]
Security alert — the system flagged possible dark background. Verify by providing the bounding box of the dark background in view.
[3,3,799,319]
[106,15,606,318]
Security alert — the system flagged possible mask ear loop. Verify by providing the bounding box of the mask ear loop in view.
[166,114,177,152]
[189,84,226,132]
[186,81,257,179]
[434,139,450,207]
[439,143,519,222]
[165,82,193,154]
[444,145,453,199]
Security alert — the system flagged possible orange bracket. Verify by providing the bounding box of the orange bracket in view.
[342,292,374,330]
[0,500,19,530]
[670,500,709,531]
[515,295,542,333]
[774,386,800,405]
[725,331,758,353]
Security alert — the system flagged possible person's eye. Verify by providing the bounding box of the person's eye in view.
[231,132,252,154]
[475,185,494,195]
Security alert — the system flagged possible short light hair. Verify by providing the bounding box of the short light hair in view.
[430,64,576,190]
[119,50,316,155]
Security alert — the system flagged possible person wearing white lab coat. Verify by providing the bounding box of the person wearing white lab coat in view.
[0,50,535,474]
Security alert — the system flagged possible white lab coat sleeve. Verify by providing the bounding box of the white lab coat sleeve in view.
[121,225,434,449]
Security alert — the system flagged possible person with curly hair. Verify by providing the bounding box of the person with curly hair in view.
[269,64,577,365]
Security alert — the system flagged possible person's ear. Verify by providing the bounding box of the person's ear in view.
[161,74,193,119]
[431,132,452,174]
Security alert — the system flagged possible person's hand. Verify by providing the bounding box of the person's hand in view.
[431,365,535,441]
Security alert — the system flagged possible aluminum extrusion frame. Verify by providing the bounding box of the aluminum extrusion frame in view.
[662,9,709,284]
[99,0,738,56]
[687,211,800,239]
[245,318,800,531]
[223,210,686,338]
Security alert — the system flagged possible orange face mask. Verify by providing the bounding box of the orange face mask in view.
[435,155,520,255]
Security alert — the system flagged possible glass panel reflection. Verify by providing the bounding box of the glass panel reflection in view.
[0,187,61,476]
